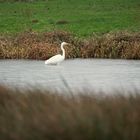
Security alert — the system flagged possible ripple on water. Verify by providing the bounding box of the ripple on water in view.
[0,59,140,94]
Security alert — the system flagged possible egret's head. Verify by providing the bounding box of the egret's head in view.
[61,42,69,46]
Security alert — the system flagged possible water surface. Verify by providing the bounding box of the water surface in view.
[0,59,140,93]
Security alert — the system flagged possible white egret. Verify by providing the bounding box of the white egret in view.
[45,42,68,65]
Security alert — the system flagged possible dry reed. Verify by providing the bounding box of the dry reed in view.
[0,31,140,59]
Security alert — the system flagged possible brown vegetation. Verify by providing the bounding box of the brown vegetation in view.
[0,85,140,140]
[0,31,140,60]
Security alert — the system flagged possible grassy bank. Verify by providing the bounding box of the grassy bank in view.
[0,31,140,59]
[0,0,140,59]
[0,0,140,36]
[0,85,140,140]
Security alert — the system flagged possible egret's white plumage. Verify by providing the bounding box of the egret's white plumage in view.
[45,42,68,65]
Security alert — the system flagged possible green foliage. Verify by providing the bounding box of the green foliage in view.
[0,0,140,37]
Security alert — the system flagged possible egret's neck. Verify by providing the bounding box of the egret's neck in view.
[61,44,65,58]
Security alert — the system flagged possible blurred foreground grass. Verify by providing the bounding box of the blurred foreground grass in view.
[0,85,140,140]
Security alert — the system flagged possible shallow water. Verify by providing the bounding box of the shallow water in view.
[0,59,140,93]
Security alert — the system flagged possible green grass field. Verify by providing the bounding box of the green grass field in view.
[0,0,140,37]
